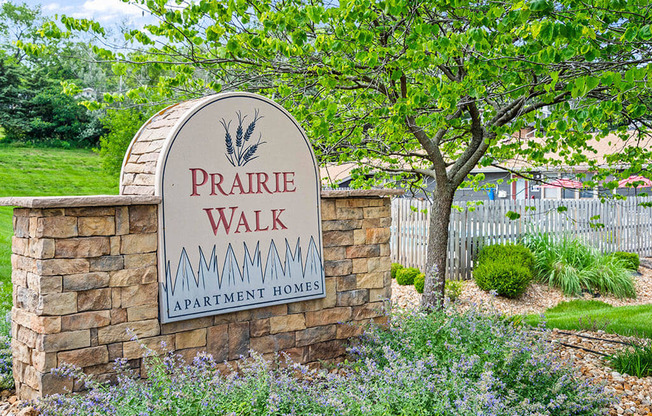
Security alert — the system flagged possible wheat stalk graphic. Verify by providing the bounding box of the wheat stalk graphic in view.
[221,109,265,167]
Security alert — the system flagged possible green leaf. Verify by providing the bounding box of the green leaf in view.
[557,206,568,213]
[506,211,521,220]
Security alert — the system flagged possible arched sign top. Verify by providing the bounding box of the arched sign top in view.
[122,93,325,323]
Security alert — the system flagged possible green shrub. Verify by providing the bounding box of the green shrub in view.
[391,263,404,279]
[476,243,535,272]
[611,251,640,271]
[396,267,420,286]
[523,233,636,298]
[445,280,464,301]
[473,260,532,298]
[414,273,425,293]
[607,343,652,378]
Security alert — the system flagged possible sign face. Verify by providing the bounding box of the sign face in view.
[157,93,325,323]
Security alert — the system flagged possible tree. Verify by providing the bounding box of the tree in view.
[46,0,652,308]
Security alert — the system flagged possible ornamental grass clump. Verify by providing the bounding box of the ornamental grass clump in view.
[523,233,636,298]
[607,343,652,378]
[37,307,613,416]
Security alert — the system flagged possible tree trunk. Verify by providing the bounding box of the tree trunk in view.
[421,185,455,310]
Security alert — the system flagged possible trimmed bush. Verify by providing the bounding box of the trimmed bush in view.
[612,251,640,271]
[396,267,420,285]
[391,263,404,279]
[414,273,425,293]
[477,243,535,272]
[474,260,532,298]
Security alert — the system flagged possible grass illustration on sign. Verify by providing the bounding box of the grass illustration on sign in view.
[220,109,266,167]
[162,237,324,317]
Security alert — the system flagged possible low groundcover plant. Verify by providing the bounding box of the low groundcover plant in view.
[37,306,613,416]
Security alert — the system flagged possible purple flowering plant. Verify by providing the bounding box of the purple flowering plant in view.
[35,304,613,415]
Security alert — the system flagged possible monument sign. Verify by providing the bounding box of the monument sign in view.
[157,93,325,323]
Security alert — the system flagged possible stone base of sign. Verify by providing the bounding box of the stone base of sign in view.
[2,190,398,400]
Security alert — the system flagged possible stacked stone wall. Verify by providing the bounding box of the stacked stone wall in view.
[9,194,392,399]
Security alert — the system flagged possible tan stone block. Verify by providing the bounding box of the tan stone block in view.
[307,339,346,361]
[12,339,31,364]
[287,299,321,313]
[12,269,28,287]
[90,255,124,272]
[127,305,158,321]
[110,236,121,255]
[17,287,39,313]
[78,217,116,237]
[121,233,157,254]
[111,308,128,324]
[322,219,362,231]
[250,304,287,320]
[123,335,174,359]
[121,283,158,308]
[323,278,337,308]
[352,258,367,274]
[337,274,357,291]
[363,206,391,219]
[320,200,336,221]
[175,328,207,349]
[270,314,305,334]
[55,237,110,258]
[97,319,160,344]
[129,205,157,233]
[124,253,158,270]
[63,272,110,291]
[336,321,366,339]
[366,228,391,244]
[336,289,368,306]
[324,259,352,276]
[228,322,250,360]
[27,273,62,294]
[250,318,270,337]
[31,350,57,372]
[108,343,123,361]
[58,346,108,368]
[37,292,77,316]
[41,372,75,395]
[379,217,392,227]
[65,207,115,217]
[369,287,391,302]
[78,288,112,311]
[14,255,37,274]
[305,307,352,327]
[37,258,89,276]
[336,207,363,220]
[352,302,386,320]
[110,268,147,287]
[296,325,336,347]
[12,237,28,256]
[323,246,346,261]
[250,332,295,354]
[206,324,228,362]
[380,243,390,257]
[357,272,385,289]
[353,229,366,245]
[61,311,111,331]
[367,257,391,273]
[335,199,352,208]
[39,330,90,352]
[322,231,353,248]
[13,215,30,238]
[36,216,78,238]
[111,288,122,308]
[162,316,212,334]
[115,207,130,235]
[346,244,380,259]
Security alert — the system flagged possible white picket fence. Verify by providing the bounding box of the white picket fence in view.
[390,197,652,280]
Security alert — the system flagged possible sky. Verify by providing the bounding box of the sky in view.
[12,0,157,26]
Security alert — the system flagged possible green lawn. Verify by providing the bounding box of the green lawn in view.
[525,300,652,339]
[0,147,118,310]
